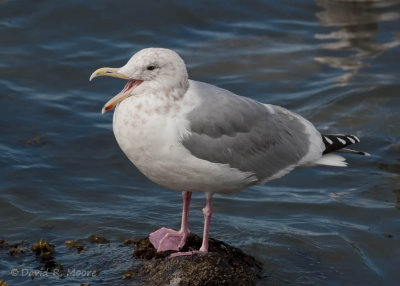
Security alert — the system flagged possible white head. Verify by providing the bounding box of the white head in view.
[90,48,189,114]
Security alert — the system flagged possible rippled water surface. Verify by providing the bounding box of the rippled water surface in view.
[1,0,400,285]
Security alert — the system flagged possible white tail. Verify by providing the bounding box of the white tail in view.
[314,153,347,167]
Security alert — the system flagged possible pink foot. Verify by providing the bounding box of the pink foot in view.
[169,250,207,258]
[149,227,189,251]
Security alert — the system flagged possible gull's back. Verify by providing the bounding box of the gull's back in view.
[181,80,324,184]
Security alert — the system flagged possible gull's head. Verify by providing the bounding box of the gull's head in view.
[90,48,189,114]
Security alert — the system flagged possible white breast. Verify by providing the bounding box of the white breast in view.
[112,94,256,194]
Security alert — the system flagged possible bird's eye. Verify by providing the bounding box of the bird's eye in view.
[147,65,156,71]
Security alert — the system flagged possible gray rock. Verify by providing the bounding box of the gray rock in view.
[127,233,263,286]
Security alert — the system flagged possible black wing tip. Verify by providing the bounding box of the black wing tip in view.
[322,134,366,155]
[339,148,371,156]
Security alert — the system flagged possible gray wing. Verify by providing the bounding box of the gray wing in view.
[182,80,313,183]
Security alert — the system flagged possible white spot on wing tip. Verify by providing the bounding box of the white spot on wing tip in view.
[337,138,346,145]
[324,136,333,144]
[347,137,355,144]
[353,135,360,143]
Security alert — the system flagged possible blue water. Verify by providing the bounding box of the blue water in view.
[1,0,399,285]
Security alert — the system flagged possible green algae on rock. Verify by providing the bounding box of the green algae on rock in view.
[26,135,48,146]
[88,235,110,244]
[32,239,63,272]
[6,240,26,256]
[8,246,25,256]
[65,240,85,253]
[32,239,54,255]
[124,237,140,246]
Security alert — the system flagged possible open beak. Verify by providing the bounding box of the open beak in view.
[89,67,143,114]
[89,67,129,81]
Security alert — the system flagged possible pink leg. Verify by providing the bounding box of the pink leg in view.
[170,193,213,258]
[199,193,212,252]
[180,191,191,233]
[149,191,192,251]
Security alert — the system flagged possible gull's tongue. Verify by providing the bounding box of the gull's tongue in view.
[101,79,143,114]
[121,80,134,93]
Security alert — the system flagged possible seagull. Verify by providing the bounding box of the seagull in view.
[90,48,368,257]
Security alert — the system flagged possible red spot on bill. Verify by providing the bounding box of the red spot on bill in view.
[105,105,114,111]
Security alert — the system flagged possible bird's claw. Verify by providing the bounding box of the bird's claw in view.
[149,227,189,251]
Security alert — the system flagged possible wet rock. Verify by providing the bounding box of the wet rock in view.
[26,135,48,146]
[132,235,171,260]
[126,233,262,286]
[6,241,27,256]
[122,272,135,279]
[31,239,63,272]
[124,237,140,246]
[32,239,54,255]
[88,235,110,244]
[65,240,85,253]
[2,235,262,284]
[8,246,25,256]
[0,239,8,248]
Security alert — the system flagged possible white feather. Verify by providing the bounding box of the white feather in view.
[314,153,347,167]
[324,136,333,144]
[347,137,355,144]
